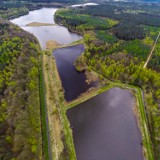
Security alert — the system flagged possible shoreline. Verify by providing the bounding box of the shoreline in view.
[43,40,153,160]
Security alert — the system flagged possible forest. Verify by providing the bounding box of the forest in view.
[0,7,29,20]
[80,3,160,27]
[55,2,160,159]
[0,17,42,160]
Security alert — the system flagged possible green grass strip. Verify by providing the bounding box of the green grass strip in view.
[39,55,50,160]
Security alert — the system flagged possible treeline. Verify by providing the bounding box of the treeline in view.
[81,3,160,27]
[0,1,24,9]
[0,18,42,160]
[0,0,76,20]
[0,1,43,20]
[0,1,29,20]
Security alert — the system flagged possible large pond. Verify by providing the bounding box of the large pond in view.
[53,44,96,101]
[10,8,82,49]
[67,87,144,160]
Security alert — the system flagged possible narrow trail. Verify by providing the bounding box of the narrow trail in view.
[143,32,160,68]
[42,55,53,160]
[43,54,63,160]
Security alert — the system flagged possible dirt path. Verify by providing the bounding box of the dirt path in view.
[43,53,63,160]
[143,32,160,68]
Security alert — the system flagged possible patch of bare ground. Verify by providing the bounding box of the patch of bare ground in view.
[46,40,61,50]
[85,70,99,84]
[26,22,57,27]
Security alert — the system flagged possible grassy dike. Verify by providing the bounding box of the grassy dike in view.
[39,54,51,160]
[42,42,154,160]
[42,50,77,160]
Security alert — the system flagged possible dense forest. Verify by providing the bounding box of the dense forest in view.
[80,3,160,27]
[55,2,160,159]
[0,16,42,160]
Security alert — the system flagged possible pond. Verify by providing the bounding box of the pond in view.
[53,44,97,101]
[67,87,144,160]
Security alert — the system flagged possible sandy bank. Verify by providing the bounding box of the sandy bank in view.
[46,40,60,50]
[26,22,57,27]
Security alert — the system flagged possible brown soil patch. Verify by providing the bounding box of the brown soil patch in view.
[85,70,99,84]
[46,40,60,50]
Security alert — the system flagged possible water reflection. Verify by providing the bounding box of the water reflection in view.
[53,44,97,101]
[10,8,82,49]
[11,8,57,26]
[67,88,144,160]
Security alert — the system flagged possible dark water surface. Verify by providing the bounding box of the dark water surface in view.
[53,44,96,101]
[67,88,144,160]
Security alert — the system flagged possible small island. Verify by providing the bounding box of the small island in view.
[26,22,57,27]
